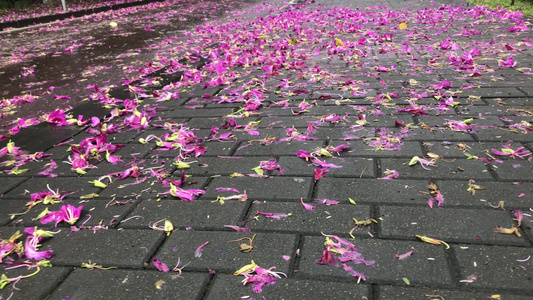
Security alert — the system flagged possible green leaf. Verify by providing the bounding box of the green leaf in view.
[402,277,410,285]
[348,198,356,205]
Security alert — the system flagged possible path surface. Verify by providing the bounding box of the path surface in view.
[1,0,533,299]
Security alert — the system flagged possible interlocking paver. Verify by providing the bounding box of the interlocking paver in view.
[154,230,297,273]
[298,236,452,286]
[119,199,247,230]
[0,265,71,300]
[379,158,493,180]
[454,244,533,293]
[244,201,371,236]
[379,206,526,246]
[43,229,164,267]
[202,176,313,201]
[206,274,371,299]
[378,285,533,300]
[47,269,209,299]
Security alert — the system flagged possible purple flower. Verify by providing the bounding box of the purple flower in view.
[24,236,53,261]
[152,257,169,272]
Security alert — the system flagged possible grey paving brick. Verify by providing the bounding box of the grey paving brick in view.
[5,198,138,228]
[119,199,246,230]
[98,176,207,201]
[244,201,371,236]
[0,176,27,195]
[454,244,533,293]
[47,269,209,300]
[378,285,533,300]
[182,156,274,177]
[278,156,375,178]
[460,87,526,98]
[344,140,424,157]
[406,127,475,141]
[206,274,371,299]
[154,231,297,273]
[436,180,533,207]
[202,176,313,201]
[155,141,239,157]
[379,206,526,246]
[234,141,325,156]
[315,178,431,205]
[417,115,506,128]
[2,177,101,200]
[379,158,493,180]
[298,236,452,286]
[166,107,235,118]
[186,116,259,129]
[473,128,533,142]
[422,141,503,159]
[0,266,71,300]
[490,160,533,181]
[43,229,164,267]
[1,158,78,177]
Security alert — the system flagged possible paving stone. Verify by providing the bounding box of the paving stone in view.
[422,141,504,159]
[473,128,533,142]
[379,206,526,246]
[298,236,452,286]
[202,176,313,201]
[47,269,208,300]
[234,141,325,156]
[6,198,138,228]
[2,177,101,200]
[99,176,208,201]
[186,116,260,129]
[315,178,431,205]
[0,126,81,154]
[165,107,235,118]
[490,160,533,181]
[0,266,71,300]
[454,244,533,293]
[405,128,475,141]
[436,180,533,208]
[42,229,164,268]
[277,156,375,178]
[0,176,27,195]
[378,285,533,300]
[460,87,526,98]
[119,199,246,230]
[344,140,424,157]
[485,97,533,106]
[244,201,371,236]
[0,158,80,177]
[154,231,297,273]
[181,156,274,177]
[379,158,493,180]
[417,115,506,128]
[206,274,371,299]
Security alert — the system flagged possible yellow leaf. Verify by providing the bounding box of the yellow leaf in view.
[155,279,165,289]
[234,260,258,276]
[399,23,408,30]
[164,219,174,236]
[416,235,450,249]
[80,193,99,199]
[289,38,298,45]
[109,22,118,27]
[335,38,344,47]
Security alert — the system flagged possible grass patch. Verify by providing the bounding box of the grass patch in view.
[465,0,533,17]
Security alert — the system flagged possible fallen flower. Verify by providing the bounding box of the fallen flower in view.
[195,241,209,257]
[235,260,286,293]
[493,226,521,238]
[395,247,415,260]
[300,198,315,211]
[415,235,450,249]
[152,257,169,272]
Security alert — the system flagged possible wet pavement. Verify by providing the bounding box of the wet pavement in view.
[1,0,533,299]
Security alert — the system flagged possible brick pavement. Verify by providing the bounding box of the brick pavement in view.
[1,0,533,299]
